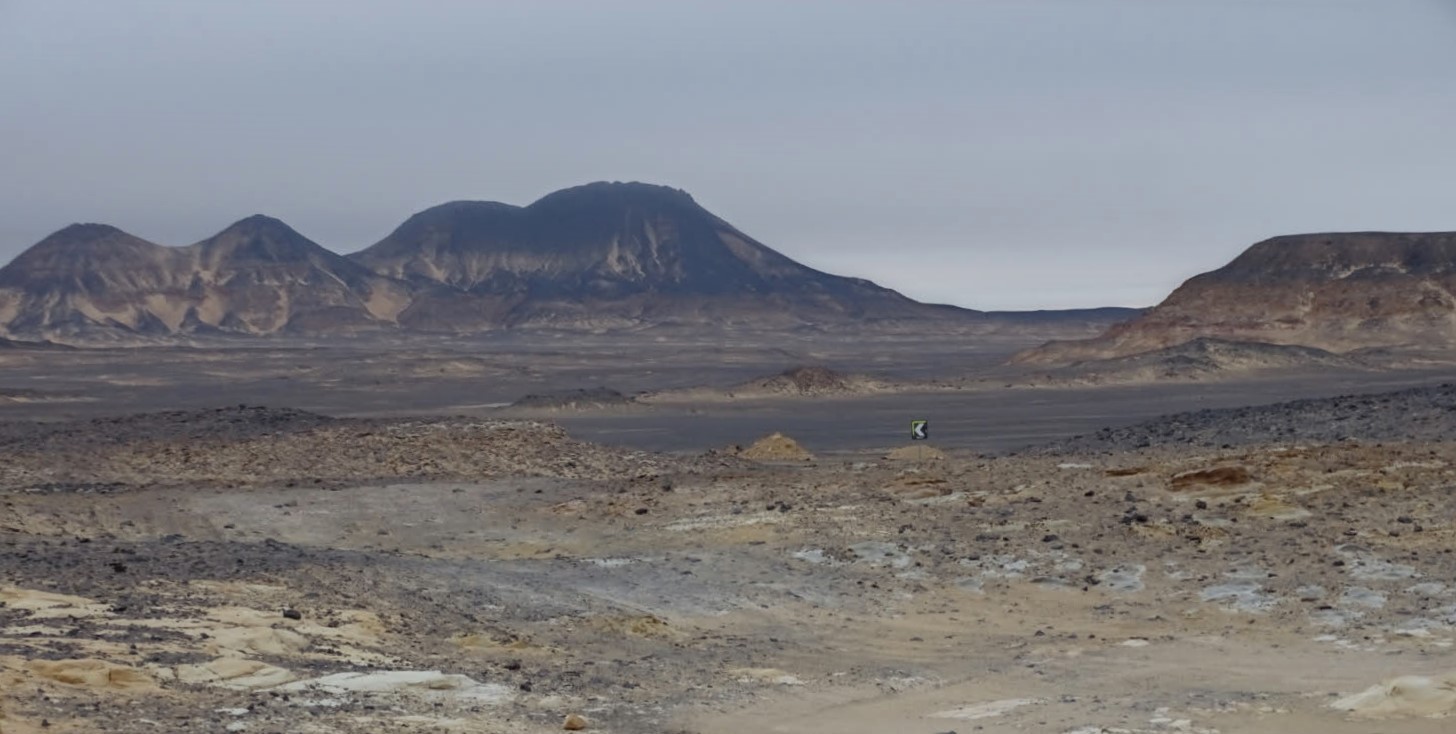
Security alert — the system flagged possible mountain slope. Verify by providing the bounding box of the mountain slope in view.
[1,181,1135,340]
[1016,232,1456,365]
[0,217,408,338]
[352,181,966,329]
[185,215,409,333]
[0,224,192,336]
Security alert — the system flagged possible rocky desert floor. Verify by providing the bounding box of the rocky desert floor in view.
[4,379,1456,733]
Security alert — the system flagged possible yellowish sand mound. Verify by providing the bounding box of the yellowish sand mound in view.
[207,626,310,657]
[0,588,109,619]
[1333,672,1456,717]
[885,444,946,461]
[1170,466,1253,490]
[27,659,154,691]
[740,433,813,461]
[172,658,296,689]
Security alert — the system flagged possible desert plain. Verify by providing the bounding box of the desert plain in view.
[2,329,1455,734]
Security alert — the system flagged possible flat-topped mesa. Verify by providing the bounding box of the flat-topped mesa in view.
[1015,231,1456,365]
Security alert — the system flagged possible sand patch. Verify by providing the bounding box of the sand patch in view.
[885,444,945,462]
[1245,494,1312,521]
[453,633,546,654]
[890,470,951,499]
[740,432,813,461]
[664,512,785,533]
[1332,672,1456,717]
[587,614,680,639]
[27,659,155,691]
[1105,466,1148,477]
[929,697,1043,720]
[274,670,514,703]
[171,658,296,689]
[728,667,804,686]
[1170,466,1253,490]
[0,588,110,619]
[208,626,310,657]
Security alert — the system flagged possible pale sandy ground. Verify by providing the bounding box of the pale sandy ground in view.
[4,433,1456,732]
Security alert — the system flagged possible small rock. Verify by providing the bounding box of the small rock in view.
[563,713,589,730]
[281,609,302,621]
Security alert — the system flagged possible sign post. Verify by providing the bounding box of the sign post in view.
[910,419,928,462]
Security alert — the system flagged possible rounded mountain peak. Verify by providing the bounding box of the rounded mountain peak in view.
[3,224,167,280]
[26,223,153,254]
[0,223,176,290]
[526,181,699,213]
[217,214,298,236]
[196,215,328,265]
[45,222,130,242]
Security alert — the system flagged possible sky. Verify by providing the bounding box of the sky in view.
[2,1,1454,310]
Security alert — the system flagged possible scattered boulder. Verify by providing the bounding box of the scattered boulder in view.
[563,713,590,730]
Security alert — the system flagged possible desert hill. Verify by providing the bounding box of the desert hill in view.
[1018,337,1361,386]
[0,182,1103,340]
[1017,231,1456,365]
[351,182,968,329]
[642,365,897,403]
[0,217,408,338]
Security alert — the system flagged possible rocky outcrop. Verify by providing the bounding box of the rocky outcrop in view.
[1016,232,1456,365]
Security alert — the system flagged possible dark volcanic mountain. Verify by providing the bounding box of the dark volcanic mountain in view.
[186,215,408,334]
[352,182,961,329]
[0,181,1136,340]
[1017,231,1456,365]
[0,217,407,338]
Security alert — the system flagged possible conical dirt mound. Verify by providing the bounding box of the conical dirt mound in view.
[740,432,814,461]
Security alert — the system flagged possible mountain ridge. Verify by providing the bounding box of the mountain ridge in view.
[0,181,1174,340]
[350,181,948,329]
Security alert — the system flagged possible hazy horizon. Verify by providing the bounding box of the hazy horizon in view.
[3,1,1453,310]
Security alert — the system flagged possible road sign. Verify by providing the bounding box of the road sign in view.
[910,420,928,440]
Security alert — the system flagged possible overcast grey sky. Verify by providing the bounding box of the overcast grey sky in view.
[2,1,1453,309]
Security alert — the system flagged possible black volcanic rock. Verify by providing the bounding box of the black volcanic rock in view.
[351,181,962,329]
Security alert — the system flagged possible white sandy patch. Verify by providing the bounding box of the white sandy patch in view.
[729,667,804,686]
[1332,672,1456,718]
[664,512,784,532]
[0,587,111,619]
[171,658,296,689]
[929,697,1043,720]
[274,670,514,703]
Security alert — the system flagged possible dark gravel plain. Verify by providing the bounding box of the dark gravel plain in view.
[1047,382,1456,453]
